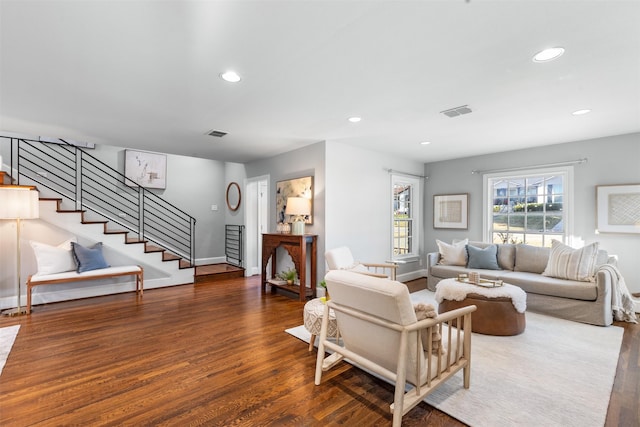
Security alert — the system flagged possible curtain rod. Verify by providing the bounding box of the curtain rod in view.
[471,158,588,175]
[384,168,428,179]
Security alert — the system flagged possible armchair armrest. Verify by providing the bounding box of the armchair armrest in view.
[360,262,397,280]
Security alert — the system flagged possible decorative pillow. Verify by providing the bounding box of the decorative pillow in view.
[30,238,77,275]
[436,239,468,266]
[514,244,551,274]
[466,244,500,270]
[71,242,110,273]
[542,240,599,282]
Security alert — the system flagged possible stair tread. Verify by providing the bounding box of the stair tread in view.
[104,229,129,234]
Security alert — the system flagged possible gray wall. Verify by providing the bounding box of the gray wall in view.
[245,141,326,280]
[424,132,640,292]
[91,144,227,262]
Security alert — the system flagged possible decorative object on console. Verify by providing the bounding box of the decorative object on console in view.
[276,176,313,225]
[285,197,311,235]
[433,193,468,229]
[0,186,40,316]
[596,184,640,234]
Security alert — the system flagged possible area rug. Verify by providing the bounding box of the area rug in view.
[286,290,624,427]
[0,325,20,378]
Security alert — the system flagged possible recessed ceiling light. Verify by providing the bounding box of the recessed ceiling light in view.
[220,71,241,83]
[532,47,565,63]
[572,109,592,116]
[420,141,431,145]
[348,117,361,123]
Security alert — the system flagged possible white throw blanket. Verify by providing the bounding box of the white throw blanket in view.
[598,264,638,323]
[434,279,527,313]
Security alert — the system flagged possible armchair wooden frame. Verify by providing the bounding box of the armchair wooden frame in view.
[315,296,475,427]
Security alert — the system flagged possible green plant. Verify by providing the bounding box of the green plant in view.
[319,280,326,289]
[278,268,297,282]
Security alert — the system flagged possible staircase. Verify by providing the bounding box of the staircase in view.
[1,137,197,309]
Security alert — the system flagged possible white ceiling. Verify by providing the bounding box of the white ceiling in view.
[1,0,639,164]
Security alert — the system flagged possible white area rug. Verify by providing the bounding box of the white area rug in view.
[286,290,624,427]
[0,325,20,378]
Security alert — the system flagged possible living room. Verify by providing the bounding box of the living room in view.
[1,1,639,425]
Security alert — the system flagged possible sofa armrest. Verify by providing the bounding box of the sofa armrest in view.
[427,252,440,270]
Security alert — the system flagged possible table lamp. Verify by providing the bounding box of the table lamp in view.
[285,197,311,235]
[0,186,40,316]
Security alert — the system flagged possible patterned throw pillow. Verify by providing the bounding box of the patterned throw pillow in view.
[436,239,468,266]
[542,240,599,282]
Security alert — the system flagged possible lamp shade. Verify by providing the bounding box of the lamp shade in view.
[285,197,311,216]
[0,187,40,219]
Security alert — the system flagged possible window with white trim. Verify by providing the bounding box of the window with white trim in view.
[484,167,572,247]
[392,174,420,259]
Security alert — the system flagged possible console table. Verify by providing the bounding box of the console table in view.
[261,233,317,302]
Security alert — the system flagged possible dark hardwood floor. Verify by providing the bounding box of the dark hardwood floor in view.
[0,276,637,426]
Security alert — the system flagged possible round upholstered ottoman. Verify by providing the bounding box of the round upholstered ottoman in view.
[303,298,339,351]
[436,279,526,336]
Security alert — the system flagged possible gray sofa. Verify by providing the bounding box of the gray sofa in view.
[427,241,616,326]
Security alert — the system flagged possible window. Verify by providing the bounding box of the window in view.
[392,174,420,259]
[484,167,572,247]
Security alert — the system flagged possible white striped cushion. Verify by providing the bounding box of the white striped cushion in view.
[542,240,599,282]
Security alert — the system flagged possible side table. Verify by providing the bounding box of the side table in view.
[303,298,339,351]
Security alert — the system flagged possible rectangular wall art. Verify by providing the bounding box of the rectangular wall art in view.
[596,184,640,234]
[433,193,469,229]
[276,176,313,224]
[125,150,167,189]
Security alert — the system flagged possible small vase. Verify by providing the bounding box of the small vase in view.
[287,280,293,286]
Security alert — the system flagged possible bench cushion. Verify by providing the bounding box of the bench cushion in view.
[29,265,142,284]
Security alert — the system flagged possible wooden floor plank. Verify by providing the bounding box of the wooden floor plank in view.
[0,276,636,426]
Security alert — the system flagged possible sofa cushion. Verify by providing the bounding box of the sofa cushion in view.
[436,239,468,266]
[542,240,599,282]
[500,271,597,301]
[514,245,550,274]
[466,244,500,270]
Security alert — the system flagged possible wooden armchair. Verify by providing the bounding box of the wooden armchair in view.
[325,246,397,280]
[315,270,476,427]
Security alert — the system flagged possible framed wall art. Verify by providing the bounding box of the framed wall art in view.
[434,193,469,229]
[276,176,313,224]
[125,150,167,189]
[596,184,640,234]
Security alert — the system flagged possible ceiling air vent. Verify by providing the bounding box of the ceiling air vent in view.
[206,129,228,138]
[440,105,472,118]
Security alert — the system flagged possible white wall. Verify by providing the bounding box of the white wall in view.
[325,140,425,279]
[424,132,640,292]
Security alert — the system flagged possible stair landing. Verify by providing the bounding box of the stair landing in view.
[195,264,245,283]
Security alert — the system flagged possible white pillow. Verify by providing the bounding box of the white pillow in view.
[542,240,599,282]
[30,238,77,275]
[436,238,469,266]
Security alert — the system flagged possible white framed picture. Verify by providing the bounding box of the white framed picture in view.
[596,184,640,234]
[434,193,469,229]
[125,150,167,189]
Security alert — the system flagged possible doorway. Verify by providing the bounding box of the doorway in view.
[244,176,269,276]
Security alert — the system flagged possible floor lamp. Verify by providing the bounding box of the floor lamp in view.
[0,186,39,316]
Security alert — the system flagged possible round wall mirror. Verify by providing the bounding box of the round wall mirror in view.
[226,182,241,211]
